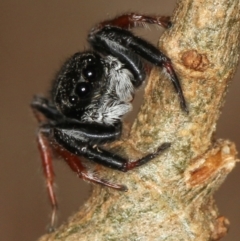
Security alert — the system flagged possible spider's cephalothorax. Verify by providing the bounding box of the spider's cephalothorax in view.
[52,52,136,125]
[31,13,187,229]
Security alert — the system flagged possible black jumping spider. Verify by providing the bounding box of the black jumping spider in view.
[31,13,187,228]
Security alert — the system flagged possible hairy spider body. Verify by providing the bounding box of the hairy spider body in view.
[31,13,187,229]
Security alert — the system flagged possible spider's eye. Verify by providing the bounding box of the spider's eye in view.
[75,82,92,99]
[82,65,98,81]
[69,95,78,104]
[82,57,103,82]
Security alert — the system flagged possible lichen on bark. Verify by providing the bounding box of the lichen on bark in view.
[39,0,240,240]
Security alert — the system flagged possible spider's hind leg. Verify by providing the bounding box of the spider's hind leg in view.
[37,130,58,231]
[54,144,128,191]
[97,13,172,30]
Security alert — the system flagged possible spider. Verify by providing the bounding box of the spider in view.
[31,13,187,229]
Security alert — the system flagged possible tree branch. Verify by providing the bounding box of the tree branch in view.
[39,0,240,240]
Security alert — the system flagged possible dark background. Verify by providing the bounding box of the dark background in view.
[1,1,239,240]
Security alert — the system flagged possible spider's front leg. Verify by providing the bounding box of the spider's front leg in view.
[31,95,63,122]
[52,122,171,172]
[89,14,188,112]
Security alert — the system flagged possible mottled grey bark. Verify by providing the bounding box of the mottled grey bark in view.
[39,0,240,240]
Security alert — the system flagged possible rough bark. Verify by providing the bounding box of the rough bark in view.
[39,0,240,240]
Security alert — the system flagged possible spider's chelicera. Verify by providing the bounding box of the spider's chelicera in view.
[31,13,187,229]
